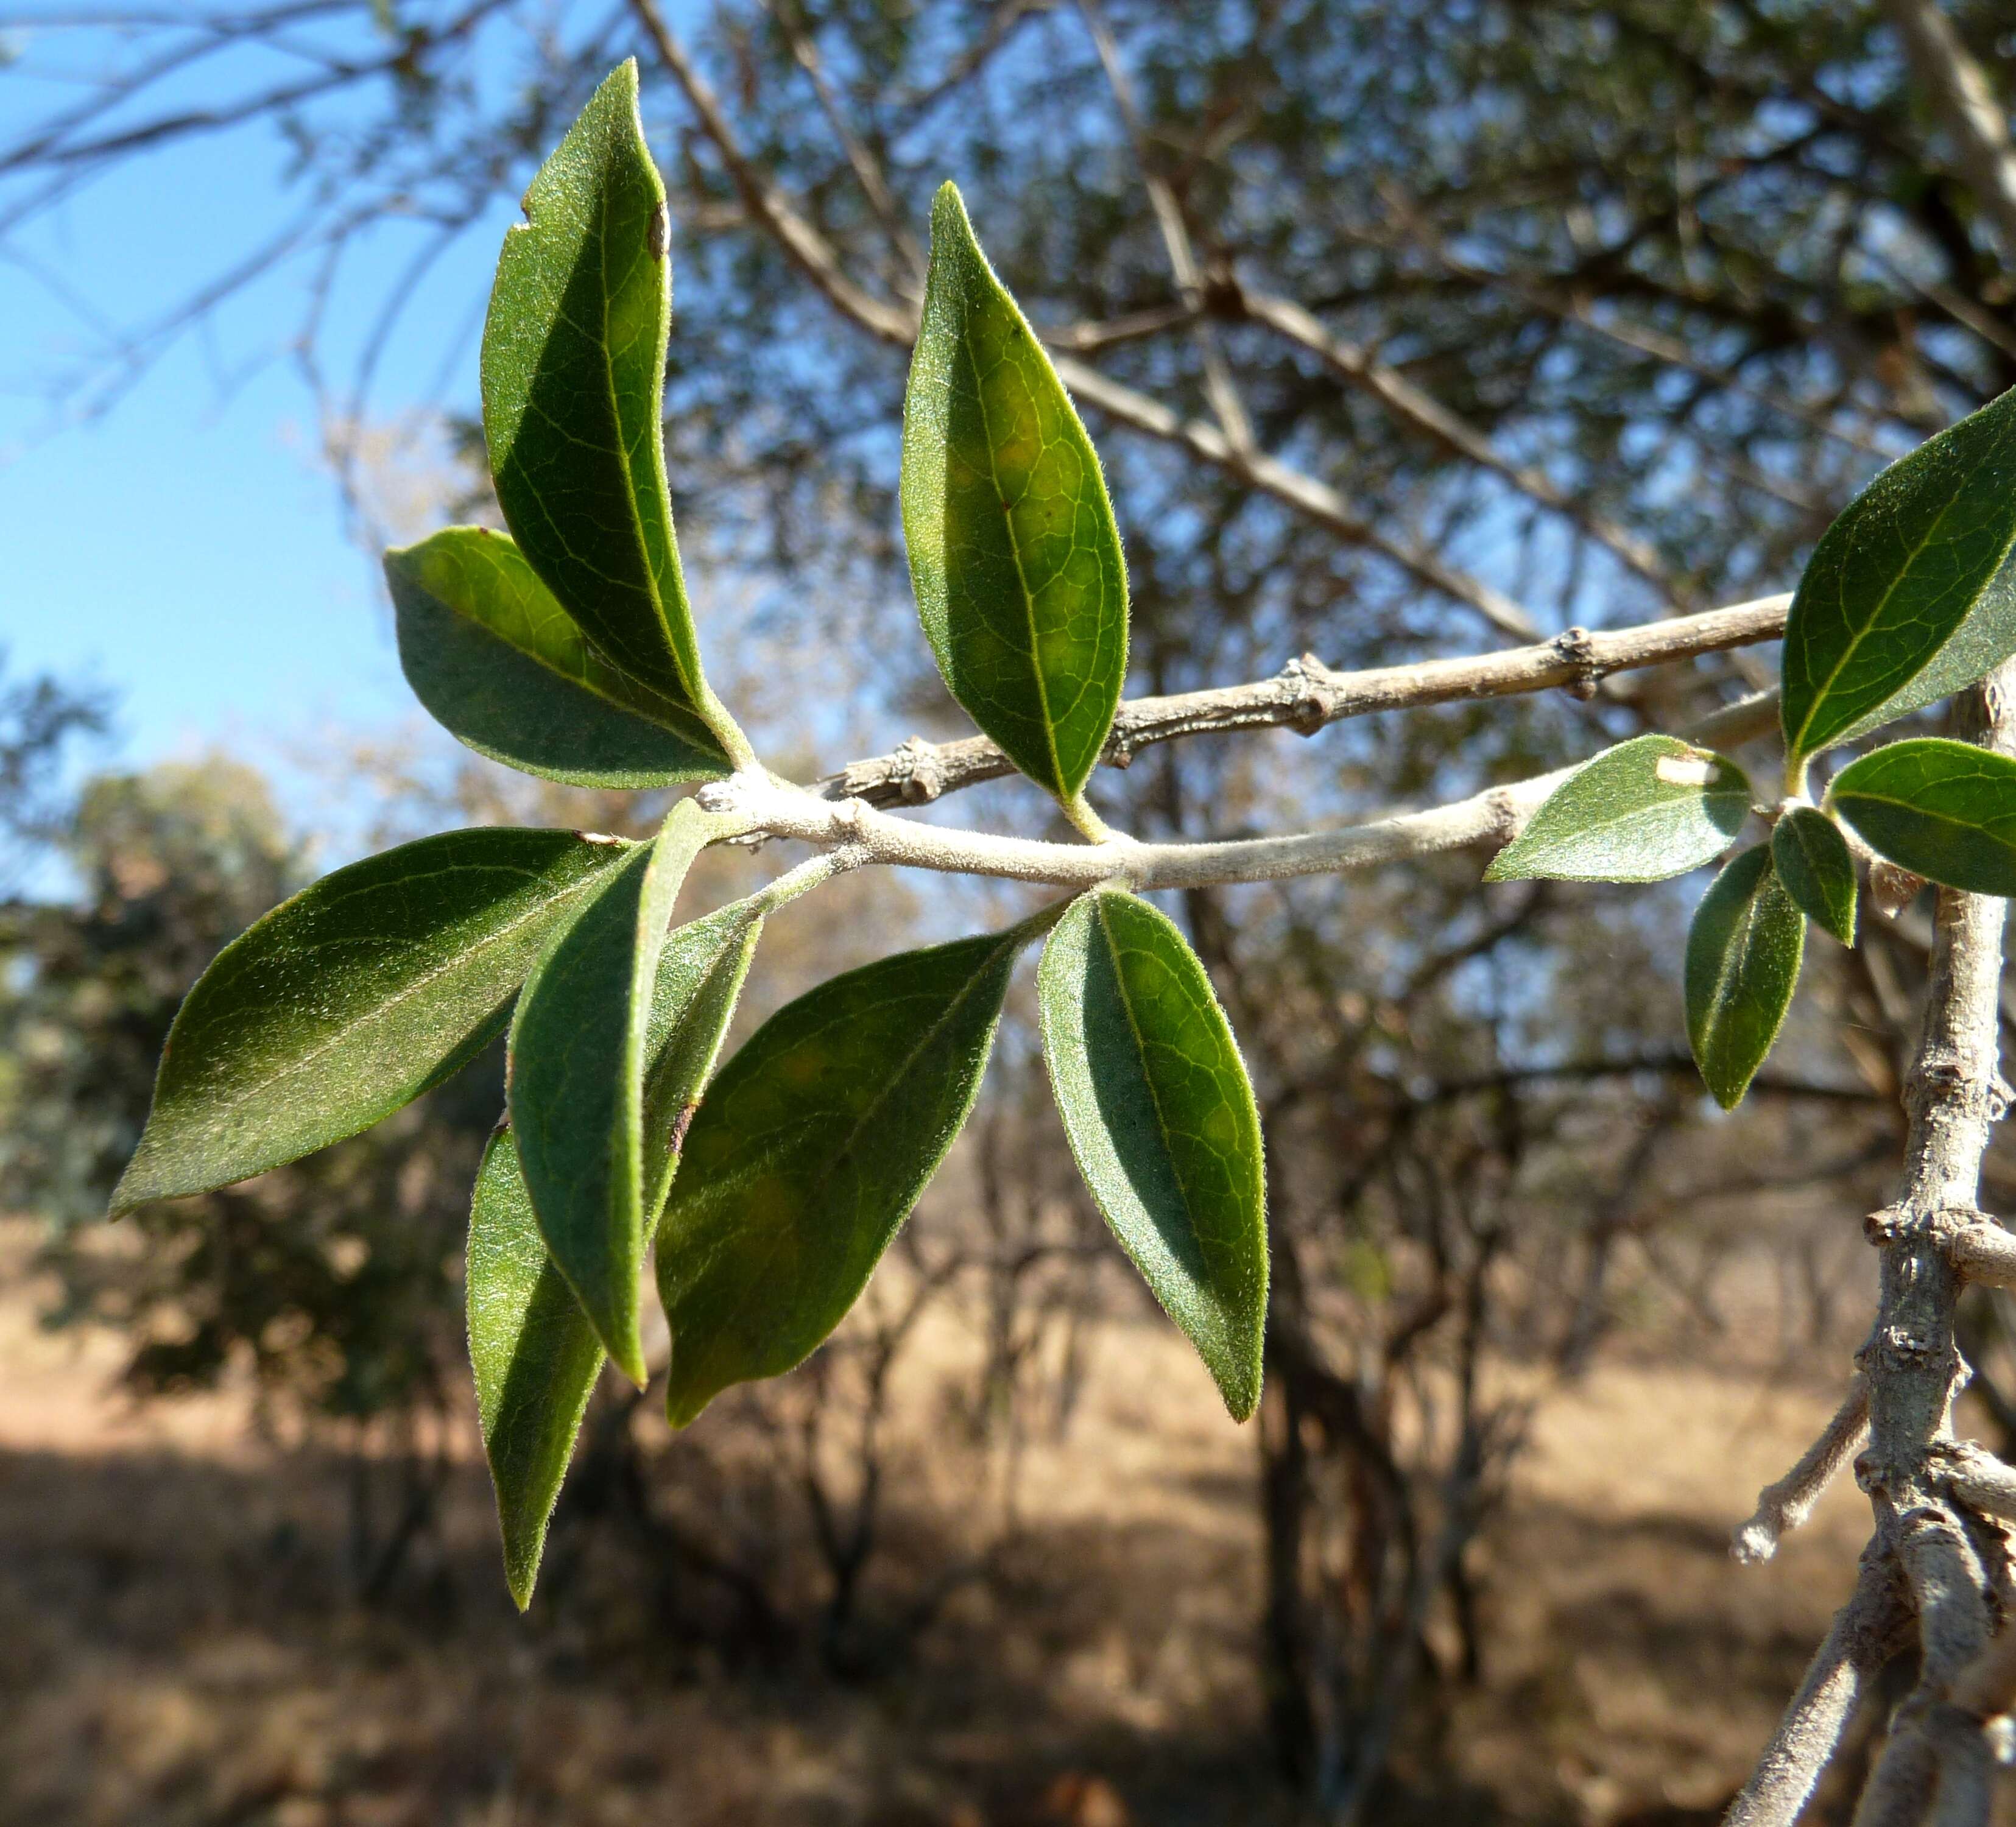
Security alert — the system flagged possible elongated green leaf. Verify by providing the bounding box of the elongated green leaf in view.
[482,61,724,733]
[657,923,1031,1427]
[509,801,723,1385]
[112,829,633,1214]
[901,183,1127,809]
[1685,846,1805,1109]
[388,527,728,787]
[640,895,767,1223]
[1771,807,1858,944]
[1781,387,2016,761]
[1830,737,2016,895]
[1486,734,1752,883]
[1037,890,1267,1420]
[468,1126,604,1611]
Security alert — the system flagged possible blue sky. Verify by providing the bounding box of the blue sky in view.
[1,14,521,774]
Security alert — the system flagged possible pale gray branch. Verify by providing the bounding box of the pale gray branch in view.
[1733,1374,1870,1565]
[1948,1215,2016,1289]
[1932,1439,2016,1522]
[820,593,1791,810]
[1724,1549,1905,1827]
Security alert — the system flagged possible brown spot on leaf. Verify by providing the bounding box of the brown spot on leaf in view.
[647,202,669,262]
[668,1103,698,1157]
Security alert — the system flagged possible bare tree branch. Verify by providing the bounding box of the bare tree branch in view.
[820,591,1789,809]
[1723,1549,1906,1827]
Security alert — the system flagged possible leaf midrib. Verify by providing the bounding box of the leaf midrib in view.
[1093,895,1210,1287]
[960,278,1068,797]
[671,933,1019,1388]
[1790,420,2016,756]
[171,850,621,1136]
[445,543,712,743]
[593,178,684,700]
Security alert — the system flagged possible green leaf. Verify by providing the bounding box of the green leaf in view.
[1829,737,2016,896]
[1485,734,1752,883]
[468,1126,605,1611]
[1684,846,1805,1110]
[901,182,1127,811]
[509,800,724,1385]
[112,829,634,1214]
[388,527,729,787]
[482,61,734,749]
[1780,386,2016,762]
[656,922,1031,1427]
[639,895,767,1224]
[1771,807,1858,945]
[1036,889,1267,1421]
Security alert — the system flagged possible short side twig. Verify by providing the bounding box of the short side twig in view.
[1734,1375,1870,1565]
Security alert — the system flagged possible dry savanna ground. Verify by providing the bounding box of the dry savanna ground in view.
[0,1218,1996,1827]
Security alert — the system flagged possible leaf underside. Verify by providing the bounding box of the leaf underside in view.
[1831,737,2016,896]
[640,896,768,1224]
[509,802,717,1385]
[1684,845,1805,1110]
[468,1127,605,1611]
[1771,807,1858,945]
[1781,385,2016,761]
[389,526,727,787]
[481,59,710,713]
[656,924,1027,1428]
[901,182,1127,805]
[113,828,633,1213]
[1486,734,1751,883]
[1037,890,1267,1421]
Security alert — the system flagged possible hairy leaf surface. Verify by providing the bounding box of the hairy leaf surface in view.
[468,1127,604,1610]
[1781,386,2016,761]
[1037,890,1267,1421]
[1486,734,1752,882]
[1771,807,1858,945]
[1830,738,2016,896]
[509,801,720,1384]
[113,829,633,1213]
[901,183,1127,807]
[482,61,720,727]
[1684,846,1805,1110]
[388,526,728,787]
[656,924,1029,1427]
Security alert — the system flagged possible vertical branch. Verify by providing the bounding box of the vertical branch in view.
[1724,1550,1906,1827]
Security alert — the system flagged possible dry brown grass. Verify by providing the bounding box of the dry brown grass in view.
[0,1220,1983,1827]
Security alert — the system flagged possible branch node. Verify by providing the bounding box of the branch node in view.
[1871,858,1930,921]
[1551,624,1602,699]
[1279,655,1334,735]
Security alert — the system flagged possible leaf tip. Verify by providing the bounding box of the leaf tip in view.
[665,1384,709,1430]
[1219,1364,1263,1424]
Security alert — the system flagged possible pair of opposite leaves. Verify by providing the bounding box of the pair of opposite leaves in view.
[474,865,1266,1606]
[386,60,1127,829]
[1489,371,2016,1105]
